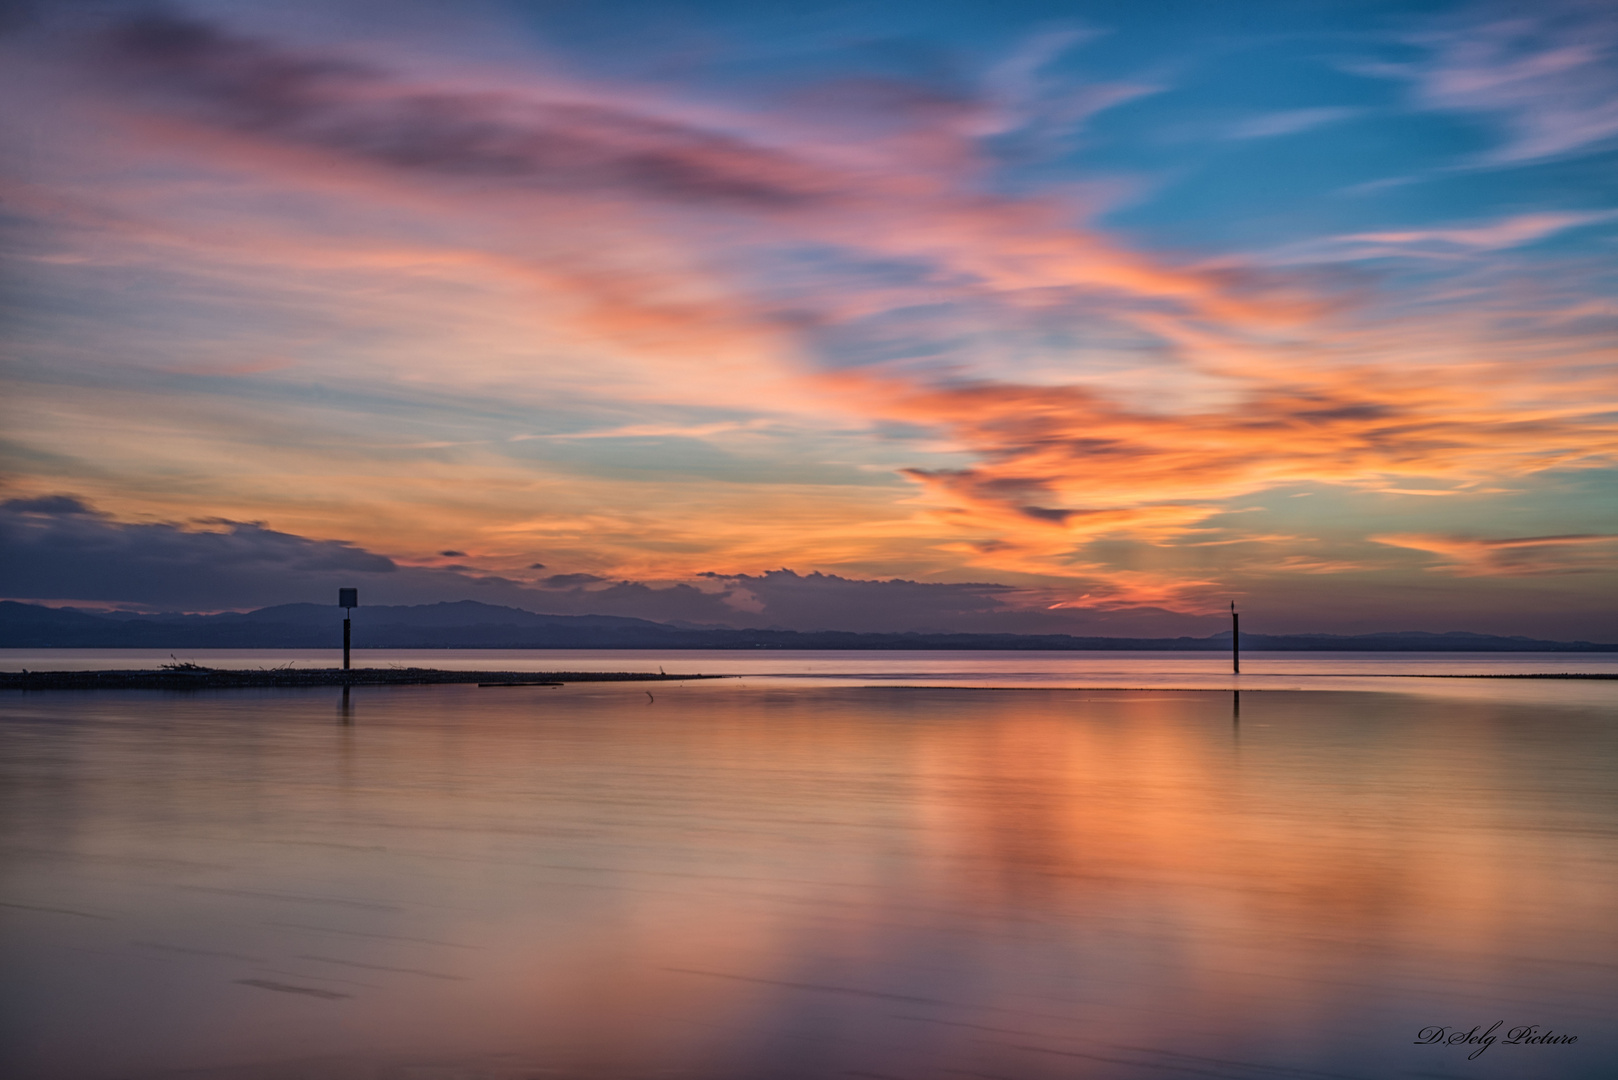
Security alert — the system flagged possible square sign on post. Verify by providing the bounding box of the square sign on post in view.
[338,588,357,671]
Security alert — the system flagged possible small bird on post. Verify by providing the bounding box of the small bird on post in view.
[1231,601,1240,675]
[338,588,358,671]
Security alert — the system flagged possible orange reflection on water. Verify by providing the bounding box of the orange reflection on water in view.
[1,683,1614,1079]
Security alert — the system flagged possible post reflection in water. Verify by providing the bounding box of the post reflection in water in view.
[1,683,1614,1080]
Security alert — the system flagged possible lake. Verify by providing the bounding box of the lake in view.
[5,647,1618,702]
[2,652,1615,1079]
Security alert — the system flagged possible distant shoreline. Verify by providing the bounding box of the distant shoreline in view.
[2,668,1613,691]
[4,600,1613,653]
[1404,672,1617,680]
[0,668,723,691]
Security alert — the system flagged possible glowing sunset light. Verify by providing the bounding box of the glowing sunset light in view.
[1,0,1614,637]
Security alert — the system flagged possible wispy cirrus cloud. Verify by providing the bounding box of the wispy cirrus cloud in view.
[1227,107,1360,140]
[977,23,1161,160]
[92,12,831,209]
[75,8,1312,336]
[2,4,1614,632]
[1256,210,1618,264]
[1261,556,1374,575]
[1369,0,1618,166]
[0,0,1329,474]
[513,419,782,441]
[1373,532,1618,575]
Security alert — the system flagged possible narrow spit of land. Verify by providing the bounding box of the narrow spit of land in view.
[2,668,1613,692]
[0,667,724,691]
[1403,672,1616,680]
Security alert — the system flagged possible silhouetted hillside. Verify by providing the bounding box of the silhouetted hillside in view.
[1,600,1612,651]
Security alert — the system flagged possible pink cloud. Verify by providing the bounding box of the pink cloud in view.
[1259,211,1618,265]
[71,9,1314,339]
[1403,1,1618,165]
[4,6,1614,619]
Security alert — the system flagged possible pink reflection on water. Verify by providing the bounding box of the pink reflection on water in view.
[1,683,1614,1079]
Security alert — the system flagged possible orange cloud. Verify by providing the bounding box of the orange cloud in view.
[812,348,1618,591]
[3,8,1614,622]
[1371,533,1618,576]
[1262,556,1374,575]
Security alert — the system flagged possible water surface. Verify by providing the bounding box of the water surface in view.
[2,679,1614,1079]
[5,648,1616,705]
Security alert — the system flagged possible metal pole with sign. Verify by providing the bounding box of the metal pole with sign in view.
[339,588,357,671]
[1231,601,1240,675]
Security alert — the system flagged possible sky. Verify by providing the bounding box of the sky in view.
[2,0,1616,638]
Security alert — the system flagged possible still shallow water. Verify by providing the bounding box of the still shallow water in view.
[2,679,1615,1079]
[5,648,1617,705]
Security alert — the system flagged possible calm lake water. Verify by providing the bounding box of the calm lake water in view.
[3,654,1616,1079]
[5,648,1618,702]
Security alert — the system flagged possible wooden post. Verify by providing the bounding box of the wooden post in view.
[1231,601,1240,675]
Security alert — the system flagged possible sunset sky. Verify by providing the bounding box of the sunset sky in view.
[3,0,1616,637]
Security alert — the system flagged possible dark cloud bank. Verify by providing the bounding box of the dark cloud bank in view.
[4,496,1615,648]
[0,494,1215,635]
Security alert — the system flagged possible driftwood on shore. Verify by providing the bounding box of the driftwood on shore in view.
[0,667,723,691]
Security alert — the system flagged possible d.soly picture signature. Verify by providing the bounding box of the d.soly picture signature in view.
[1415,1022,1579,1060]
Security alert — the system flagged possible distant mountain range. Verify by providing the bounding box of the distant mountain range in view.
[2,600,1612,651]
